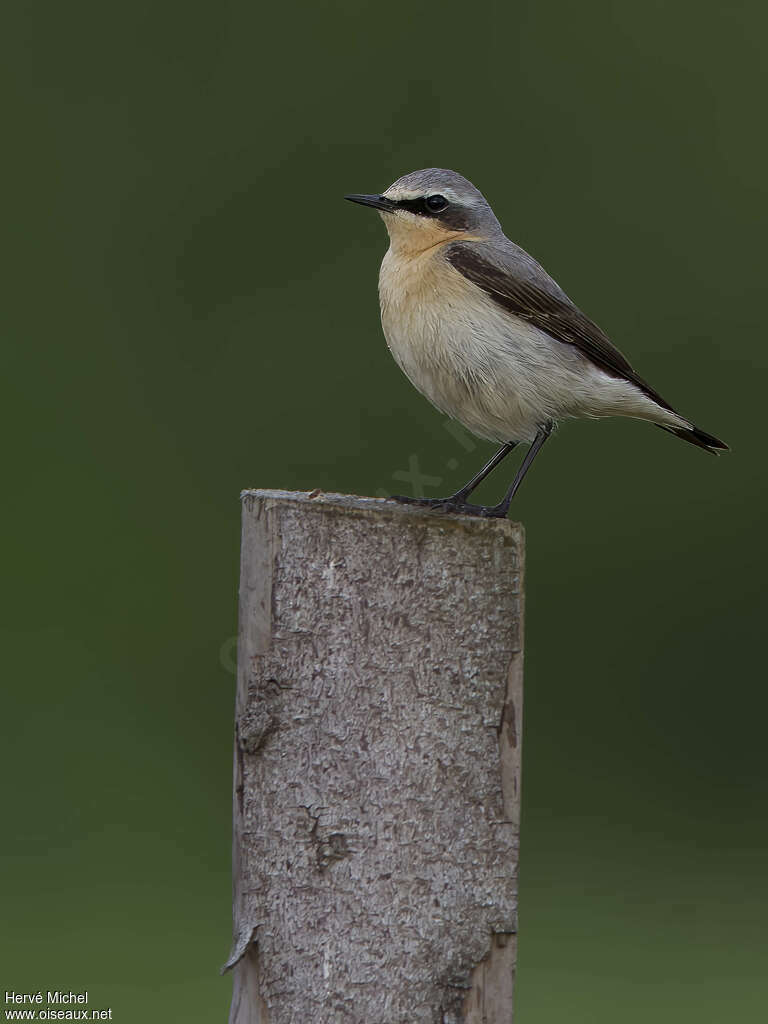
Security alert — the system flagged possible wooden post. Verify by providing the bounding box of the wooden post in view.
[225,490,524,1024]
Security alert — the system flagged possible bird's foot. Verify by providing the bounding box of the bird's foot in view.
[389,495,452,509]
[388,495,509,519]
[429,500,510,518]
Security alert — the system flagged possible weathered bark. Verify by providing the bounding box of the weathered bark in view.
[225,490,524,1024]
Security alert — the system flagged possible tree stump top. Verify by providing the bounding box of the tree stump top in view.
[240,487,523,537]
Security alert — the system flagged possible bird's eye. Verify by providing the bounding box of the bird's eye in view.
[425,194,449,212]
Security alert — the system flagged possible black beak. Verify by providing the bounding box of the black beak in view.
[344,193,396,212]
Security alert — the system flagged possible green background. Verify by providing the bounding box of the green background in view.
[2,1,765,1020]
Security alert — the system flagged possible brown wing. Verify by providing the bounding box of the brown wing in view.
[446,242,674,413]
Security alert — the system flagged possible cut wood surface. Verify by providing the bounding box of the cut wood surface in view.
[226,490,525,1024]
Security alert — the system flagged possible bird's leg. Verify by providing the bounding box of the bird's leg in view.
[447,440,519,502]
[389,441,517,509]
[394,423,552,518]
[390,426,552,518]
[480,422,553,518]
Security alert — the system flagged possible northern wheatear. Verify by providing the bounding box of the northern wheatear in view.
[345,168,727,518]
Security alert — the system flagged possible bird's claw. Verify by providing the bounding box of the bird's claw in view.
[388,495,448,508]
[388,495,509,519]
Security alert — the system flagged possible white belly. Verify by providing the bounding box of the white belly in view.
[378,247,681,443]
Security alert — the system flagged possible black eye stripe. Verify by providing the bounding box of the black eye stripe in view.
[389,195,470,230]
[391,197,439,217]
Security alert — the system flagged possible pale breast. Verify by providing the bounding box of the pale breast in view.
[379,248,487,403]
[378,246,547,442]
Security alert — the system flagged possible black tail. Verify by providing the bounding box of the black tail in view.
[656,423,729,455]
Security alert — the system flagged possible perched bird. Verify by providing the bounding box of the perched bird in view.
[345,168,728,518]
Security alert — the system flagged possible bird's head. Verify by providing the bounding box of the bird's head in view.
[345,168,501,255]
